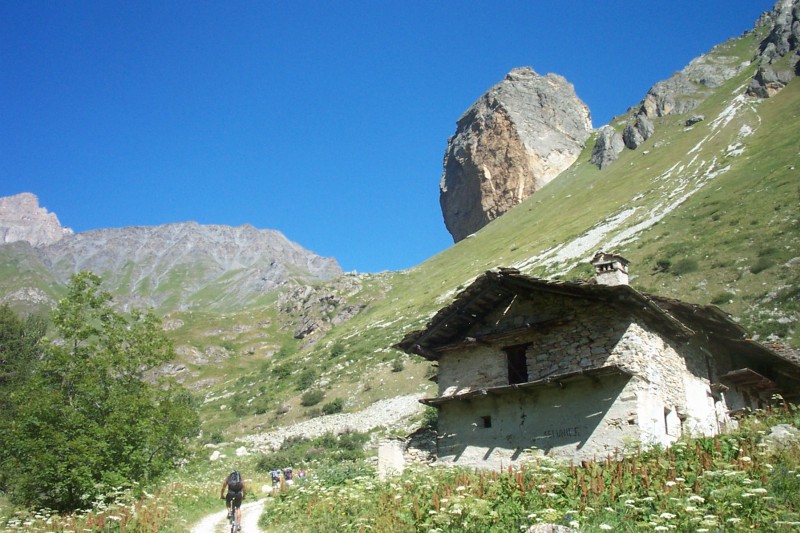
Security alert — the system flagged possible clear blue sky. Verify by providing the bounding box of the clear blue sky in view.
[1,1,774,273]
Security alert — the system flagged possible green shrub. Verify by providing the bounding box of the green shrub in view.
[710,291,735,305]
[391,358,405,372]
[751,256,777,274]
[671,257,699,276]
[322,397,344,415]
[329,342,345,358]
[420,406,438,429]
[272,363,292,379]
[335,430,368,452]
[255,430,370,473]
[301,389,325,406]
[655,258,672,272]
[296,368,318,390]
[276,345,295,359]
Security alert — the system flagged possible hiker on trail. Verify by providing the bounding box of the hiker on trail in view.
[283,467,293,485]
[270,468,281,488]
[221,470,246,528]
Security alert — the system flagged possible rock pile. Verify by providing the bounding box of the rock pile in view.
[238,394,425,453]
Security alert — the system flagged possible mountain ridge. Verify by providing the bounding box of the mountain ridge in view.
[0,196,342,312]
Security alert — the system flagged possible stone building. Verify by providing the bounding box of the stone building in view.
[395,254,800,469]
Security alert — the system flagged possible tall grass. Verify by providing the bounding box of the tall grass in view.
[260,405,800,532]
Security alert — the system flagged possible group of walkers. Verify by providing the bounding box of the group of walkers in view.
[270,466,306,488]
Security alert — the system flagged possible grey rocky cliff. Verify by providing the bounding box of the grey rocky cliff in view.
[440,67,592,242]
[748,0,800,97]
[589,126,625,170]
[276,273,379,343]
[593,0,800,167]
[0,193,73,247]
[0,193,343,312]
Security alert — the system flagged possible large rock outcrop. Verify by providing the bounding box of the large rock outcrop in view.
[440,67,592,242]
[0,192,72,246]
[748,0,800,97]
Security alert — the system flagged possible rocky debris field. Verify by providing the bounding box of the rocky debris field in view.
[237,394,425,453]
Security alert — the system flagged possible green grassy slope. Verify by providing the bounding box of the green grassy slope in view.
[182,73,798,441]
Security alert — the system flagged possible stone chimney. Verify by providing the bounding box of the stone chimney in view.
[590,252,629,286]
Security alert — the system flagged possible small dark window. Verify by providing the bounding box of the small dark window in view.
[481,415,492,428]
[504,344,530,385]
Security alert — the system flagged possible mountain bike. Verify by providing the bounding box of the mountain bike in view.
[228,505,240,533]
[222,494,243,532]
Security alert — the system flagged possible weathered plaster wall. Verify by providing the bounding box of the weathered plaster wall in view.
[436,372,638,468]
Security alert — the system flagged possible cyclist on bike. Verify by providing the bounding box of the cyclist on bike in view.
[220,470,246,529]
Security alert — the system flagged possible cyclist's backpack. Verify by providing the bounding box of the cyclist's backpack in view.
[228,470,243,491]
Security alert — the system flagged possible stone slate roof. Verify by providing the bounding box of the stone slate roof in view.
[394,268,800,381]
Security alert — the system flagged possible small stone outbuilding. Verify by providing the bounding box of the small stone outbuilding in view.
[395,255,800,469]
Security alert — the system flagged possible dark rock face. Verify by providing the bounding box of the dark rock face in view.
[589,126,625,169]
[748,0,800,97]
[440,67,592,242]
[622,115,655,150]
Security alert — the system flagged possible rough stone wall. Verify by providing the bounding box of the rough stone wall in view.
[438,347,508,396]
[436,294,633,395]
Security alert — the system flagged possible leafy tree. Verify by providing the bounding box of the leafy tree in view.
[0,305,47,491]
[1,272,199,511]
[0,304,46,389]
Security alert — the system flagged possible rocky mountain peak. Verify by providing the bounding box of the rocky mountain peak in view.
[0,193,343,312]
[439,67,592,243]
[591,0,800,169]
[0,192,73,247]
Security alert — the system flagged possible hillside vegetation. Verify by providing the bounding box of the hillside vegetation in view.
[175,25,798,441]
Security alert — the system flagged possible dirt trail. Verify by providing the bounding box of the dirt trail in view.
[190,498,266,533]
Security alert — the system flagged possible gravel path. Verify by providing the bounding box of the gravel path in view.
[194,394,425,529]
[190,498,266,533]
